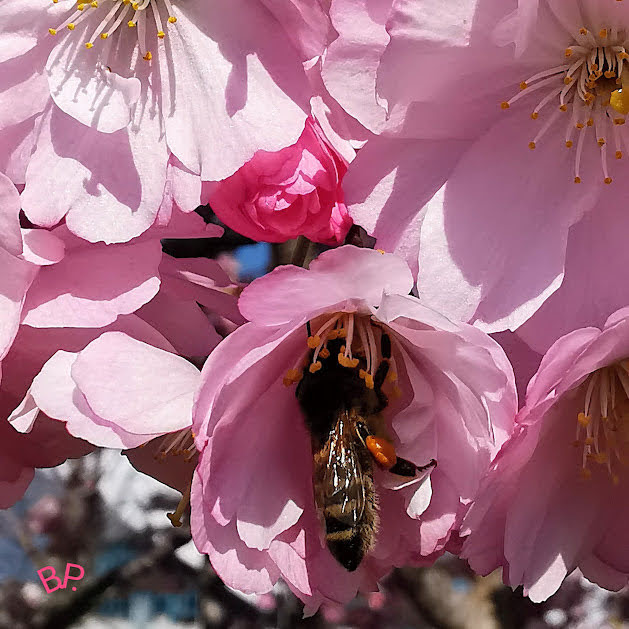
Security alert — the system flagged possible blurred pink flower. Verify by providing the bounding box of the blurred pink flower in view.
[191,246,516,609]
[206,117,352,245]
[0,0,325,242]
[462,307,629,601]
[326,0,629,345]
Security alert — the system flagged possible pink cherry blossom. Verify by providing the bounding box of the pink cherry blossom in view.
[206,117,353,245]
[326,0,629,343]
[0,0,328,242]
[191,246,516,610]
[0,197,239,506]
[462,307,629,601]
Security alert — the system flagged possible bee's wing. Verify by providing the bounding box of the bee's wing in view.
[322,413,366,525]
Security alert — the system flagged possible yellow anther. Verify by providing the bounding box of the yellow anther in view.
[376,249,386,255]
[531,112,539,120]
[337,328,347,339]
[319,348,330,359]
[584,437,595,446]
[67,23,75,30]
[348,357,359,368]
[282,368,302,387]
[500,101,510,110]
[599,28,608,38]
[559,104,568,112]
[364,374,374,389]
[574,176,582,184]
[91,0,98,6]
[576,122,585,129]
[580,468,592,480]
[85,42,93,49]
[605,71,615,79]
[566,140,573,148]
[327,330,338,340]
[564,76,573,85]
[598,138,606,146]
[168,16,177,23]
[307,335,321,349]
[100,33,108,39]
[128,20,136,27]
[359,369,366,379]
[611,89,629,115]
[143,51,152,61]
[593,452,609,464]
[579,28,588,35]
[77,3,85,9]
[565,48,573,57]
[520,81,528,90]
[621,52,629,60]
[338,353,348,366]
[586,118,594,127]
[158,31,165,38]
[132,1,139,7]
[339,345,346,354]
[617,150,623,159]
[578,413,590,426]
[605,177,613,184]
[49,28,57,35]
[309,361,322,374]
[614,118,626,125]
[528,141,536,150]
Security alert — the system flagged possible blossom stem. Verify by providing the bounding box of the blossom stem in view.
[290,235,313,268]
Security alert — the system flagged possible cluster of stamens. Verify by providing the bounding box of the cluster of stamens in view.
[153,427,196,463]
[501,26,629,184]
[573,362,629,484]
[49,0,177,61]
[283,313,400,396]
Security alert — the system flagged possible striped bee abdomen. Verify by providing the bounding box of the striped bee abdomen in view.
[312,413,379,572]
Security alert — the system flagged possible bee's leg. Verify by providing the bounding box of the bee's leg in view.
[355,421,371,447]
[389,457,437,477]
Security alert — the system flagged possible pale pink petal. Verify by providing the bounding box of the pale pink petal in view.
[0,251,37,359]
[71,332,200,435]
[29,350,146,449]
[322,0,393,133]
[259,0,333,60]
[518,187,629,353]
[344,137,469,277]
[418,112,601,331]
[22,239,161,328]
[239,246,413,326]
[0,171,22,255]
[46,40,141,133]
[22,105,167,243]
[20,229,65,266]
[160,0,310,180]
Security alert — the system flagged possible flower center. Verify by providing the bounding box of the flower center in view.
[283,312,400,396]
[501,26,629,184]
[573,362,629,484]
[48,0,177,61]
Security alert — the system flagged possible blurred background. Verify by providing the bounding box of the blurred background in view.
[2,450,628,629]
[2,224,628,629]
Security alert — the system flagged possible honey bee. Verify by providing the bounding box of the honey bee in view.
[296,328,436,571]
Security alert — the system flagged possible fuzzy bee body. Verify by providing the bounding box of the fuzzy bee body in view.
[295,331,436,571]
[312,409,378,571]
[297,338,386,571]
